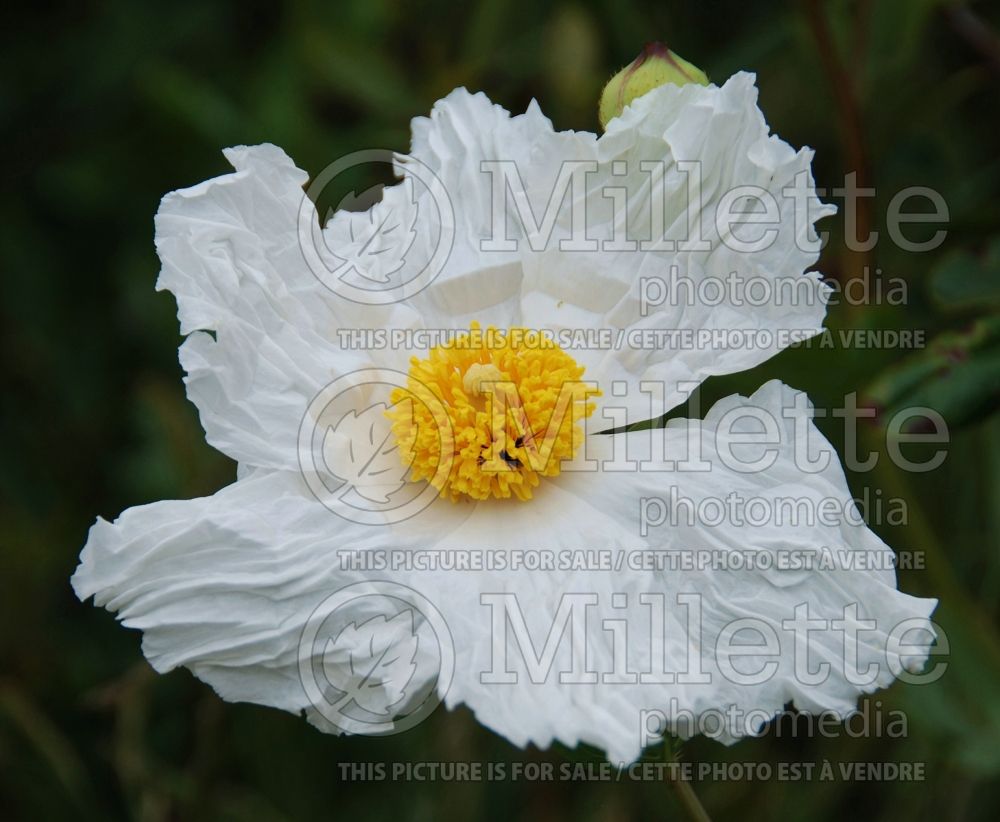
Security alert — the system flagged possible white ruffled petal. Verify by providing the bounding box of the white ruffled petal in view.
[156,145,417,470]
[397,77,834,419]
[402,381,936,762]
[72,470,442,718]
[393,88,596,329]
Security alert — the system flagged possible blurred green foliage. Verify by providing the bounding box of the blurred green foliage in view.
[2,0,1000,819]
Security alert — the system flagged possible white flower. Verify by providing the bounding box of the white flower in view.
[73,73,937,764]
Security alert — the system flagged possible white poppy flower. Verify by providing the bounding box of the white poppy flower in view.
[73,72,937,764]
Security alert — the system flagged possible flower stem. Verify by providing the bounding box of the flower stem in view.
[662,738,712,822]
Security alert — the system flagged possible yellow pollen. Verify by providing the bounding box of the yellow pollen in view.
[386,323,599,502]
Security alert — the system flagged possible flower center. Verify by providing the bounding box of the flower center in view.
[387,323,599,501]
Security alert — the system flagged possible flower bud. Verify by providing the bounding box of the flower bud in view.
[598,42,708,130]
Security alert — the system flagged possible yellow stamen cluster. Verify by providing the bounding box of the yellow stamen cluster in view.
[386,323,598,501]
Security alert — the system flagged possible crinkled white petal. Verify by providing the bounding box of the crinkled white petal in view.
[418,381,936,760]
[155,145,421,470]
[72,470,418,715]
[73,382,936,764]
[397,75,834,418]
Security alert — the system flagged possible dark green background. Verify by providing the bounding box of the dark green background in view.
[2,0,999,819]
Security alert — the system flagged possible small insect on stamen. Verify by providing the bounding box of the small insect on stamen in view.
[498,449,522,469]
